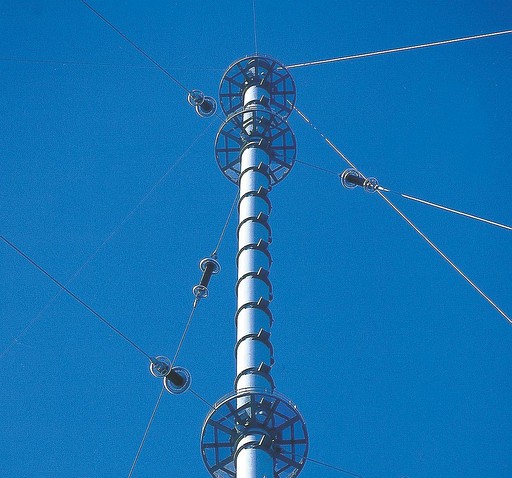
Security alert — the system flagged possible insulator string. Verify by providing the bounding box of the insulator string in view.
[127,386,165,478]
[0,235,154,359]
[0,120,215,360]
[286,29,512,69]
[81,0,190,93]
[293,105,512,326]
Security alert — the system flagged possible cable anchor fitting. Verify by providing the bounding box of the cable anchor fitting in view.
[340,168,380,193]
[188,89,217,117]
[149,356,192,394]
[192,256,221,299]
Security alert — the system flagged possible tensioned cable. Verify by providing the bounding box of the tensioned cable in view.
[293,105,512,326]
[252,0,258,54]
[169,299,199,370]
[305,456,367,478]
[292,104,360,172]
[127,386,165,478]
[293,159,512,231]
[168,192,240,369]
[189,387,216,411]
[279,451,367,478]
[0,235,154,359]
[386,190,512,231]
[81,0,190,93]
[0,120,215,360]
[295,158,339,176]
[211,192,239,258]
[81,0,226,122]
[375,190,512,325]
[286,29,512,69]
[0,57,223,70]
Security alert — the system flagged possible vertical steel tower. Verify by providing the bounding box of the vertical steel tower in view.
[200,56,308,477]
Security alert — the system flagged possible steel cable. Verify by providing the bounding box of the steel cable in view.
[0,57,222,70]
[292,159,512,232]
[127,386,166,478]
[81,0,190,94]
[211,192,239,258]
[81,1,226,122]
[169,300,198,370]
[388,191,512,231]
[168,191,240,369]
[286,29,512,69]
[294,158,339,176]
[375,190,512,325]
[0,235,154,359]
[252,0,258,54]
[189,387,216,411]
[1,120,215,360]
[279,450,367,478]
[304,456,367,478]
[293,105,512,326]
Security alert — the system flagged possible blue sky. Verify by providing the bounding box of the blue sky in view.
[1,1,511,477]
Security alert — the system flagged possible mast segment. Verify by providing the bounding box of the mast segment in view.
[200,56,308,478]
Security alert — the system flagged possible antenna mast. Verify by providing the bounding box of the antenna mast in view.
[200,56,309,477]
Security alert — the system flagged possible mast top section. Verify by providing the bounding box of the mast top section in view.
[215,55,298,187]
[219,55,297,119]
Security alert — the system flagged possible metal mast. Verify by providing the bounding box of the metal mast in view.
[201,56,308,477]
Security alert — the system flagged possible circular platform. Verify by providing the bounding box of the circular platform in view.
[219,55,296,119]
[214,106,296,186]
[200,389,308,478]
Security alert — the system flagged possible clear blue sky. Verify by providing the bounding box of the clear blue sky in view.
[2,1,511,477]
